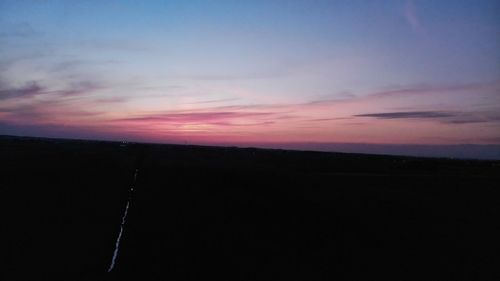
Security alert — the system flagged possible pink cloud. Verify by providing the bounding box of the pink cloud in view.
[2,79,499,145]
[114,111,276,123]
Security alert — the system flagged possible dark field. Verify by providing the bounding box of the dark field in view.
[1,135,500,280]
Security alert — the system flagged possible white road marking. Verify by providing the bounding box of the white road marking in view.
[107,168,138,272]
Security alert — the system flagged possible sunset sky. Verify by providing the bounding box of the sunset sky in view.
[1,0,499,158]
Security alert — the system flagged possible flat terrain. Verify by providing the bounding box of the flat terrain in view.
[1,135,500,280]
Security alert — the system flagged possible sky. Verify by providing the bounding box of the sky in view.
[1,0,500,158]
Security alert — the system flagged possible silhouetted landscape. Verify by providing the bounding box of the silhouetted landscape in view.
[3,0,500,280]
[2,135,499,280]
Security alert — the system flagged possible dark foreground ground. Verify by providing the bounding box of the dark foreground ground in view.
[1,135,500,281]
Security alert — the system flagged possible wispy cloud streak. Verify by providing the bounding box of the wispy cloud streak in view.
[0,81,43,100]
[0,80,103,101]
[355,111,455,119]
[114,111,275,123]
[355,110,500,124]
[403,0,424,34]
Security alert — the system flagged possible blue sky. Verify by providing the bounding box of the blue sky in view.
[1,0,499,158]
